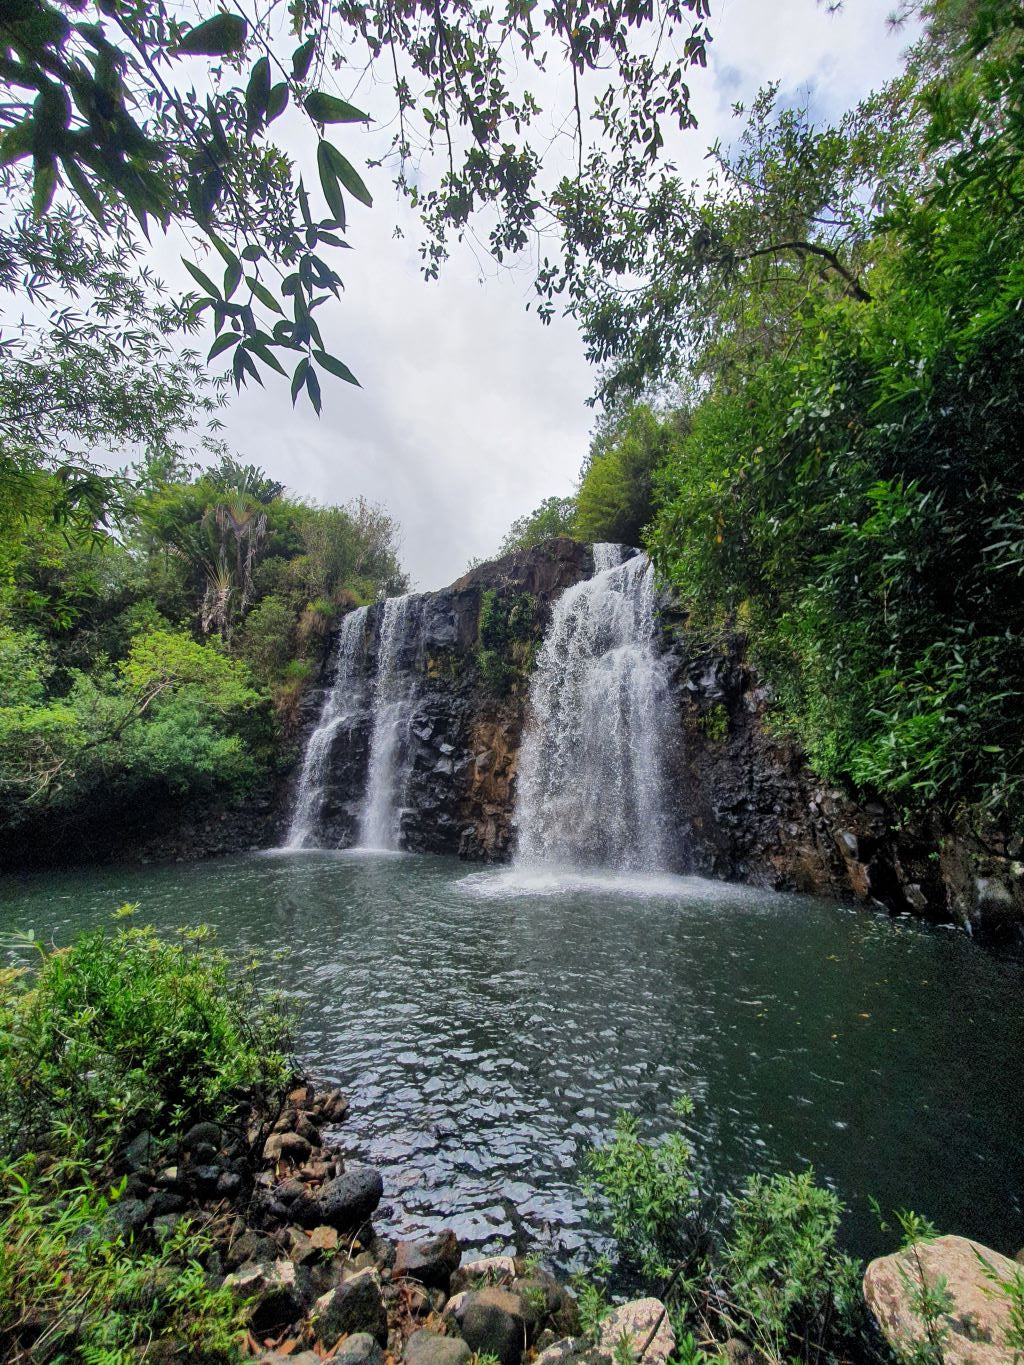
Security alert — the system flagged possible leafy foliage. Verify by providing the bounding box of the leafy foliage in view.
[498,497,579,556]
[605,0,1024,835]
[477,588,536,696]
[0,919,293,1161]
[0,1160,246,1361]
[584,1111,870,1365]
[719,1171,864,1364]
[576,404,684,546]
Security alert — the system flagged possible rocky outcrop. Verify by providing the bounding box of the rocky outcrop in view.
[279,538,1021,936]
[863,1234,1022,1363]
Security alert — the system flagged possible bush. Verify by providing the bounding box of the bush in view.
[0,1160,246,1362]
[0,920,293,1162]
[720,1171,865,1363]
[585,1112,868,1365]
[585,1107,712,1280]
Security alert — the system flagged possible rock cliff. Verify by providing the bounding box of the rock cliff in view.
[285,538,1022,937]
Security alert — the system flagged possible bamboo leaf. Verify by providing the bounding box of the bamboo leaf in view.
[313,349,360,386]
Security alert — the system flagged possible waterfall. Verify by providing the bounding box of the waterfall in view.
[285,606,368,849]
[514,545,671,872]
[358,593,417,850]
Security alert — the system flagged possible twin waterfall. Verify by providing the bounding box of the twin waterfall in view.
[285,546,671,869]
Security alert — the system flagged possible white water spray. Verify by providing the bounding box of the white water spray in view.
[358,593,417,850]
[285,607,368,849]
[514,546,671,871]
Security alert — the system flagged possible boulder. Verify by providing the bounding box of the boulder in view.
[181,1121,222,1151]
[334,1332,386,1365]
[120,1130,157,1173]
[315,1165,384,1229]
[599,1298,675,1365]
[450,1255,517,1294]
[225,1228,279,1272]
[512,1271,580,1338]
[313,1267,388,1347]
[404,1329,473,1365]
[394,1230,462,1288]
[533,1337,612,1365]
[223,1259,311,1334]
[458,1286,528,1365]
[863,1234,1021,1364]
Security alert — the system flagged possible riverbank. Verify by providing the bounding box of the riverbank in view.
[2,920,1022,1363]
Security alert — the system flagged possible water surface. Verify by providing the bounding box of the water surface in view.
[2,851,1021,1268]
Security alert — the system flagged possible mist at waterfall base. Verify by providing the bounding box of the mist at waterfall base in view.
[3,851,1022,1270]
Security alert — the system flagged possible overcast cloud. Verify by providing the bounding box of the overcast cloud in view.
[183,0,917,591]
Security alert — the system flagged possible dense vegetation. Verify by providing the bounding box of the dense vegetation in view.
[0,917,293,1358]
[500,0,1024,843]
[584,1107,1024,1364]
[0,451,407,847]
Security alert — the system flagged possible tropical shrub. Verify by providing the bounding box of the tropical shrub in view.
[0,920,293,1161]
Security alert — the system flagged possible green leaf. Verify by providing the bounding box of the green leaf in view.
[176,13,248,56]
[267,83,289,123]
[208,331,240,360]
[0,119,34,167]
[305,365,322,414]
[320,141,372,208]
[61,156,105,225]
[313,349,360,386]
[303,92,369,125]
[224,257,242,299]
[292,36,315,80]
[245,276,283,314]
[32,159,57,219]
[182,258,221,299]
[247,340,287,376]
[291,357,309,405]
[241,244,263,262]
[316,140,346,230]
[245,56,271,135]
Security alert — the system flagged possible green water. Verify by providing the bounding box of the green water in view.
[2,850,1021,1269]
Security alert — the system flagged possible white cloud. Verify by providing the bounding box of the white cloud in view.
[201,0,914,590]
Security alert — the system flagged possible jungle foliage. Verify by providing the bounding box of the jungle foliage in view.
[0,918,293,1359]
[0,450,408,842]
[508,0,1024,839]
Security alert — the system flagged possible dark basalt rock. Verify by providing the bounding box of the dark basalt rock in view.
[314,1165,384,1229]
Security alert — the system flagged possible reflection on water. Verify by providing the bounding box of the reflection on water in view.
[1,850,1022,1269]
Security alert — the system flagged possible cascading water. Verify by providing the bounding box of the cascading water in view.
[358,593,417,850]
[514,545,671,871]
[285,606,368,849]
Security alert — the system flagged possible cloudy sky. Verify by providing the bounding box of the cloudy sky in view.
[192,0,916,591]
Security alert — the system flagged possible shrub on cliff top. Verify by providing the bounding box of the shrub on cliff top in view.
[0,918,293,1162]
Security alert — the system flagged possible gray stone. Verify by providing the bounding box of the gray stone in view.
[394,1229,462,1288]
[217,1170,242,1198]
[863,1234,1021,1364]
[181,1121,222,1150]
[334,1332,386,1365]
[450,1254,517,1295]
[313,1267,388,1347]
[404,1329,472,1365]
[598,1298,675,1365]
[533,1337,612,1365]
[223,1259,311,1334]
[316,1165,384,1229]
[107,1198,148,1238]
[225,1228,279,1272]
[121,1130,157,1173]
[458,1286,527,1365]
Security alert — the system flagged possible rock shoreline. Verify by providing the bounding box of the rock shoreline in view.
[108,1077,1024,1365]
[112,1078,671,1365]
